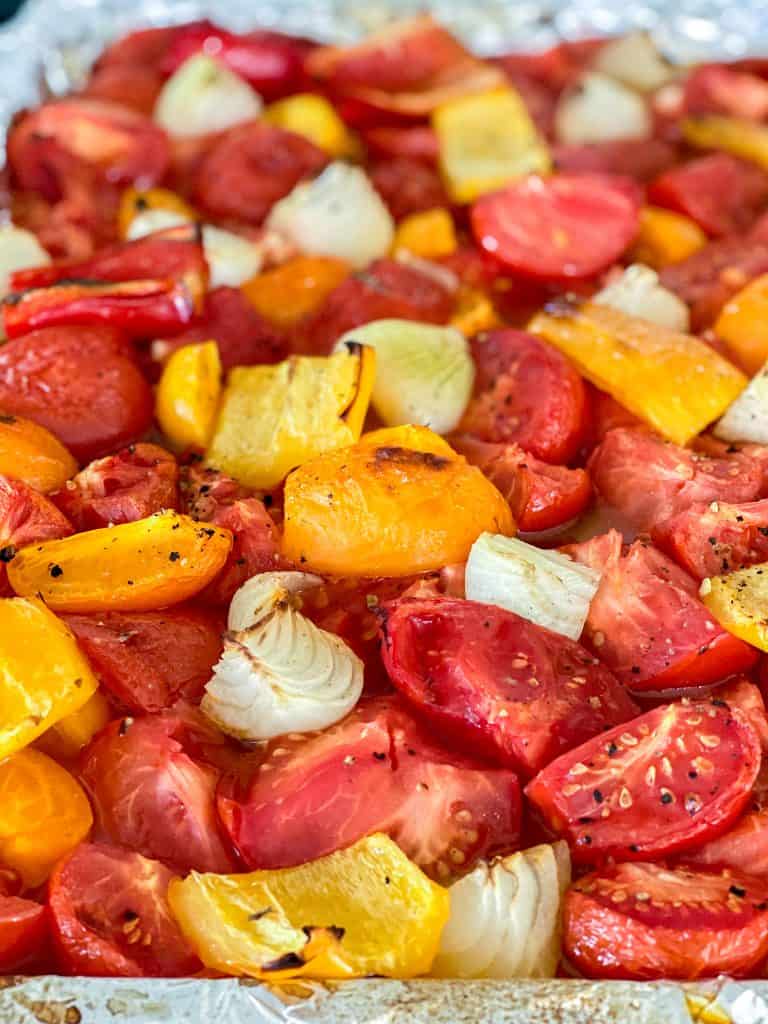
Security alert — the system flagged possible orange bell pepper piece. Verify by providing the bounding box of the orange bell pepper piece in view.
[529,298,747,446]
[156,340,222,451]
[282,425,514,576]
[241,256,350,329]
[0,748,92,887]
[7,511,232,613]
[683,115,768,172]
[0,414,77,493]
[714,272,768,375]
[392,208,457,260]
[37,690,111,761]
[630,205,707,269]
[450,286,500,336]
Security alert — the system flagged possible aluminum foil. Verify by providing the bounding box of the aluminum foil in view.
[3,0,768,1020]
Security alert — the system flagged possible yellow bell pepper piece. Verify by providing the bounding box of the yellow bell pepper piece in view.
[168,833,449,979]
[700,563,768,652]
[432,86,550,204]
[263,93,357,158]
[8,511,232,613]
[206,345,376,490]
[118,186,197,238]
[529,299,747,446]
[281,425,514,577]
[392,208,457,260]
[683,115,768,171]
[241,255,351,329]
[156,341,222,451]
[630,205,707,269]
[714,272,768,376]
[0,597,98,759]
[0,748,92,887]
[0,414,77,494]
[450,286,500,336]
[37,690,111,761]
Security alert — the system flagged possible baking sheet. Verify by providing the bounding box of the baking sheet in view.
[3,0,768,1019]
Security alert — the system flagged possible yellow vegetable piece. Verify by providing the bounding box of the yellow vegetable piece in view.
[450,286,500,336]
[263,93,356,158]
[118,186,197,238]
[683,115,768,172]
[392,208,457,260]
[0,748,92,887]
[529,299,747,446]
[714,272,768,376]
[0,414,78,494]
[168,834,449,979]
[433,86,550,204]
[0,597,98,759]
[8,511,232,613]
[37,690,111,761]
[700,563,768,652]
[206,345,376,490]
[241,255,351,329]
[156,340,222,450]
[630,205,707,270]
[282,424,515,576]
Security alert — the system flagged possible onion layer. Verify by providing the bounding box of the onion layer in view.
[594,264,690,332]
[715,362,768,445]
[154,54,263,138]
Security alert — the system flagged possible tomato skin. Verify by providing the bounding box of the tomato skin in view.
[193,121,328,225]
[95,24,185,71]
[460,329,589,463]
[649,153,768,239]
[0,897,48,973]
[551,139,678,183]
[471,173,640,282]
[80,714,237,873]
[81,64,164,116]
[380,596,637,776]
[292,258,456,355]
[564,861,768,980]
[567,531,758,692]
[684,64,768,120]
[526,699,760,864]
[52,443,178,531]
[217,696,521,882]
[156,286,286,372]
[198,498,282,606]
[48,842,200,977]
[64,607,223,712]
[589,428,764,532]
[0,475,72,592]
[451,435,592,533]
[362,125,439,163]
[369,157,450,221]
[0,326,153,462]
[652,498,768,581]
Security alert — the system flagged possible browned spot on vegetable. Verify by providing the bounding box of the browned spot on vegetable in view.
[372,446,451,471]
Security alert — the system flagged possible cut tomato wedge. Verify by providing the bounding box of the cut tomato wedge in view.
[652,498,768,580]
[471,173,640,281]
[526,699,761,863]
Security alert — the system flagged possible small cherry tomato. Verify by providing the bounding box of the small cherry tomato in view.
[0,897,49,973]
[551,139,678,183]
[653,498,768,581]
[369,157,450,221]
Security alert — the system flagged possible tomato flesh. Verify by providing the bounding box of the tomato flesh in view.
[526,699,761,863]
[369,157,449,221]
[652,497,768,580]
[0,475,72,592]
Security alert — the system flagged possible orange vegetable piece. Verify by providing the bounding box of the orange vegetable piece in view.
[282,425,514,576]
[450,286,500,336]
[118,186,197,238]
[630,205,707,269]
[714,273,768,375]
[0,414,77,493]
[241,256,350,329]
[37,690,111,761]
[156,340,222,450]
[8,510,232,613]
[392,208,457,260]
[0,748,92,887]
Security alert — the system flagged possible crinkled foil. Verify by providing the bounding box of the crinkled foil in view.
[3,1,768,1020]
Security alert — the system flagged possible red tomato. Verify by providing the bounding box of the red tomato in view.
[714,677,768,751]
[659,236,768,330]
[652,498,768,581]
[198,497,282,605]
[193,121,327,225]
[48,842,199,977]
[526,699,760,863]
[8,99,169,197]
[649,153,768,238]
[95,24,184,70]
[0,326,153,462]
[564,861,768,979]
[495,39,605,94]
[551,139,678,183]
[81,64,164,117]
[684,64,768,121]
[459,329,589,463]
[80,714,237,873]
[567,531,758,692]
[64,607,222,712]
[380,596,637,776]
[156,286,286,372]
[589,427,764,531]
[0,475,72,591]
[471,173,640,281]
[0,897,48,973]
[217,696,521,882]
[159,22,311,101]
[362,125,439,164]
[584,384,645,447]
[52,443,178,530]
[369,157,450,221]
[292,257,455,355]
[451,435,592,533]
